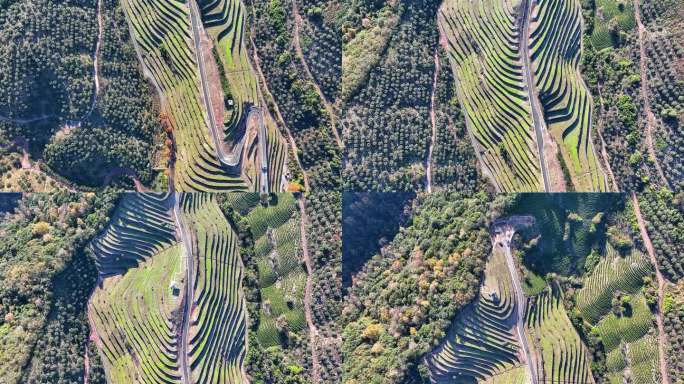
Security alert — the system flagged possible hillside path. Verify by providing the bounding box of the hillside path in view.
[298,197,322,383]
[633,0,669,187]
[631,193,671,384]
[89,0,103,115]
[291,0,343,151]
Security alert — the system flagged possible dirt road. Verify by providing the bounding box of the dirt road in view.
[298,197,321,383]
[633,0,669,188]
[631,193,671,384]
[426,49,439,193]
[596,87,619,191]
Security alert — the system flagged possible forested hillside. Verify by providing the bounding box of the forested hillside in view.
[342,192,505,383]
[252,0,342,191]
[0,191,117,384]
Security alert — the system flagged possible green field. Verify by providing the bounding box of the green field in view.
[90,244,183,383]
[88,193,248,383]
[575,243,660,383]
[526,284,595,383]
[181,193,247,383]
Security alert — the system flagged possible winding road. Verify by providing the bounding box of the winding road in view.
[188,0,271,192]
[519,0,551,192]
[170,192,194,384]
[631,193,671,384]
[188,0,240,167]
[492,217,538,384]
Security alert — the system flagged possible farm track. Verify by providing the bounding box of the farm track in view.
[0,114,53,124]
[291,0,343,151]
[631,193,671,384]
[520,0,551,192]
[298,197,321,383]
[426,49,439,193]
[101,167,147,192]
[249,27,310,191]
[633,0,669,188]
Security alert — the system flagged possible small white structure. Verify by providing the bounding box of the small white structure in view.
[169,280,180,296]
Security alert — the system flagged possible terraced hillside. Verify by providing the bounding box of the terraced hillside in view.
[526,284,595,383]
[244,194,306,348]
[181,193,247,383]
[426,244,526,383]
[89,244,183,383]
[437,0,542,192]
[573,244,660,383]
[121,0,285,192]
[87,193,249,383]
[437,0,609,192]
